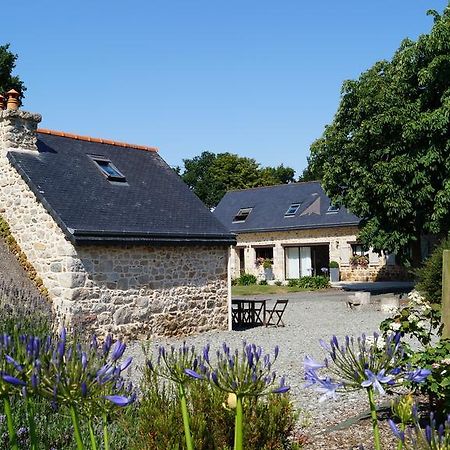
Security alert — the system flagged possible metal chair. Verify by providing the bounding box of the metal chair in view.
[265,300,288,327]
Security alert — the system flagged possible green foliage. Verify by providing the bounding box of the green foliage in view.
[129,369,300,450]
[409,339,450,412]
[236,273,257,286]
[274,280,283,286]
[0,397,130,449]
[329,261,339,269]
[258,279,268,285]
[0,44,26,101]
[304,6,450,260]
[287,276,330,290]
[416,237,450,304]
[181,151,295,207]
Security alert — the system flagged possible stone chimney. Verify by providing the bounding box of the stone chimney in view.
[0,90,42,151]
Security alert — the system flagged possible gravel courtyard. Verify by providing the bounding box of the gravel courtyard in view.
[127,288,403,447]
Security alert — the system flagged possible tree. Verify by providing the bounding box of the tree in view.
[181,152,295,208]
[306,7,450,263]
[0,44,26,102]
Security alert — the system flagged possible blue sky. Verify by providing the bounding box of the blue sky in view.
[4,1,448,176]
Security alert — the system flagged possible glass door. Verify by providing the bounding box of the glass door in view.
[300,247,312,277]
[285,247,300,279]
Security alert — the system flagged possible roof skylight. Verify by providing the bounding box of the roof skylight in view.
[327,205,340,213]
[233,208,252,223]
[89,155,126,182]
[285,203,301,216]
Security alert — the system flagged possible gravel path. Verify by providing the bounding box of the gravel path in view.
[126,289,394,445]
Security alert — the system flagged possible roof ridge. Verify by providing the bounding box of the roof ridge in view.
[37,129,158,153]
[225,180,321,194]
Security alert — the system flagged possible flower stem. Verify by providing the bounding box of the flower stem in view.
[234,395,244,450]
[69,405,85,450]
[367,387,381,450]
[178,383,194,450]
[396,423,405,450]
[25,396,38,450]
[88,418,98,450]
[4,397,18,450]
[102,413,110,450]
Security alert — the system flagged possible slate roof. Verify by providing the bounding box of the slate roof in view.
[8,131,235,245]
[213,181,360,233]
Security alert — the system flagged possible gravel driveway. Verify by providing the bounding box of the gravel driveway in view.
[127,289,393,428]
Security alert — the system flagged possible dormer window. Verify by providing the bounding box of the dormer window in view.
[233,208,252,223]
[89,155,126,182]
[285,203,301,216]
[327,205,340,213]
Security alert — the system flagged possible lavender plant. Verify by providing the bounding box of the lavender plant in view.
[186,342,289,450]
[304,332,431,450]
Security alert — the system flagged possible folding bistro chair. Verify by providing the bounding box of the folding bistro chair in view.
[265,300,288,327]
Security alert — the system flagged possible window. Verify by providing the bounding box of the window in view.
[255,247,273,260]
[233,208,252,223]
[327,205,340,213]
[351,244,369,256]
[89,155,126,182]
[285,203,301,216]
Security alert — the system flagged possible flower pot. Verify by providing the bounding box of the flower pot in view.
[330,267,340,282]
[264,267,274,281]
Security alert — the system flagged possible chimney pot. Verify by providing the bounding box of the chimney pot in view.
[6,89,20,110]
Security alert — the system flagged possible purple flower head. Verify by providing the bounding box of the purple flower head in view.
[425,425,432,444]
[361,369,393,395]
[81,352,88,370]
[2,374,26,387]
[405,368,431,383]
[31,374,38,390]
[103,335,113,355]
[202,344,210,363]
[104,395,133,407]
[272,375,290,394]
[184,368,204,380]
[81,382,88,398]
[119,356,133,372]
[274,345,279,359]
[316,376,341,403]
[111,341,126,362]
[304,355,326,372]
[388,419,405,443]
[5,355,23,373]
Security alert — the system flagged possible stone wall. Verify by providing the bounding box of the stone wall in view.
[231,227,402,282]
[0,110,230,337]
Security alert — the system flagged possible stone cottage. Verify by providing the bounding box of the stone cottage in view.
[213,182,403,282]
[0,93,235,337]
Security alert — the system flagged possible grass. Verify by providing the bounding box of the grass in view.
[232,285,311,296]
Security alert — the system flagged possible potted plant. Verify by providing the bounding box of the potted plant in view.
[263,258,274,281]
[329,260,340,282]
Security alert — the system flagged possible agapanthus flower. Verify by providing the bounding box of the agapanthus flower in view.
[186,341,289,398]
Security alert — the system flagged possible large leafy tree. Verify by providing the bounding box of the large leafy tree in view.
[181,151,295,208]
[0,44,26,101]
[306,7,450,263]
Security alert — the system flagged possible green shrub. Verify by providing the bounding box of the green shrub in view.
[274,280,282,286]
[416,237,450,304]
[258,279,268,285]
[329,261,339,269]
[237,273,257,286]
[287,276,330,290]
[128,370,299,450]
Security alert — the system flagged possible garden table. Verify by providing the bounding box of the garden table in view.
[231,298,267,326]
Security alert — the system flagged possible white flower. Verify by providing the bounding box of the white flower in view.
[442,358,450,365]
[408,313,419,322]
[416,320,427,330]
[389,322,401,331]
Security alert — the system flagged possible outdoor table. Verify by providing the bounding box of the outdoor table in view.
[231,298,267,326]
